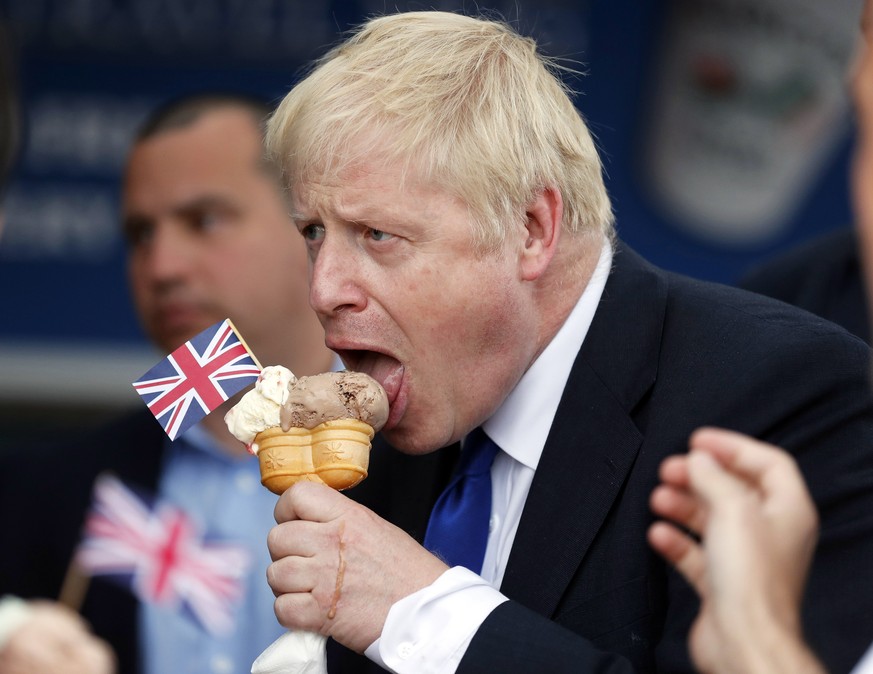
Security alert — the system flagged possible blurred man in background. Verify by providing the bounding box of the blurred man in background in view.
[0,93,336,674]
[739,227,868,343]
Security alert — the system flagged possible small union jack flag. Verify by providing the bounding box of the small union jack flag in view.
[133,318,262,440]
[76,474,252,635]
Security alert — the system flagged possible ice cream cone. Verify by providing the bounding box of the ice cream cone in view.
[255,419,373,494]
[311,418,373,490]
[255,426,320,494]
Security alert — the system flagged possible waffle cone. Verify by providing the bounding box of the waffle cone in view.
[255,419,373,494]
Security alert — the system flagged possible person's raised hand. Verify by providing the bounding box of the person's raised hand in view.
[0,601,116,674]
[648,427,823,674]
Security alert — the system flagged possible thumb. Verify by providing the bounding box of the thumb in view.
[274,481,350,524]
[687,450,751,508]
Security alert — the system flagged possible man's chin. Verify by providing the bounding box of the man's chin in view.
[151,324,209,353]
[382,423,446,456]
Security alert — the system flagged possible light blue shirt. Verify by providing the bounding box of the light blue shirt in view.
[141,423,285,674]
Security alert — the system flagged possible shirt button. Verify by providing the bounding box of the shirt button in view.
[235,471,258,493]
[397,642,414,659]
[210,654,233,673]
[489,513,499,533]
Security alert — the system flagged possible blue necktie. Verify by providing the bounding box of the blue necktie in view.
[424,427,499,573]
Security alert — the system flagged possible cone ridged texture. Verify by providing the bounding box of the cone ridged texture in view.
[255,419,373,494]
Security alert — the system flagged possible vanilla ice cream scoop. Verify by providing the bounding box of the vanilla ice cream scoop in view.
[224,365,297,450]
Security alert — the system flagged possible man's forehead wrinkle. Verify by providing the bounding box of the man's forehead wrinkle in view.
[329,183,396,226]
[290,180,332,221]
[291,164,437,228]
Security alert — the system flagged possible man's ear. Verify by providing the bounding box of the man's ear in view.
[520,186,562,281]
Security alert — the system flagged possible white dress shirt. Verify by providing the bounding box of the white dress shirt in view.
[366,241,614,673]
[854,644,873,674]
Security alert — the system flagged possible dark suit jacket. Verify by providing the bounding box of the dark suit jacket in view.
[324,244,873,673]
[739,227,869,343]
[0,409,455,674]
[453,244,873,673]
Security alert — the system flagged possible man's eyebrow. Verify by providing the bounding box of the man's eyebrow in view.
[175,194,236,213]
[122,212,151,231]
[288,205,394,227]
[122,195,237,230]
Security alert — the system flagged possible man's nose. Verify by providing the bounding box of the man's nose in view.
[308,236,368,317]
[142,223,192,283]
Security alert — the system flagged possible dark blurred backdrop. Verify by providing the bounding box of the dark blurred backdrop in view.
[0,0,863,447]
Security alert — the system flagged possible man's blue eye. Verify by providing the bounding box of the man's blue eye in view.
[370,229,393,241]
[302,224,325,240]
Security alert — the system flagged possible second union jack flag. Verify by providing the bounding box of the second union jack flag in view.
[76,474,252,635]
[132,318,262,440]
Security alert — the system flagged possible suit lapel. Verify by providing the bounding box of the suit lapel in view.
[500,245,667,617]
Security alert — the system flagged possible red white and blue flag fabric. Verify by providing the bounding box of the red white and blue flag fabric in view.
[133,318,262,440]
[75,474,251,635]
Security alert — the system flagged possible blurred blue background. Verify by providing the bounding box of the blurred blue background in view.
[0,0,864,424]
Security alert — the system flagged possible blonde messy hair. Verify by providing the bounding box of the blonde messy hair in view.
[266,11,614,252]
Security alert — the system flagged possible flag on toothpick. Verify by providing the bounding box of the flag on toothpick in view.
[132,318,262,440]
[75,474,251,635]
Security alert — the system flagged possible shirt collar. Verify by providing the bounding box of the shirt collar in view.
[483,239,613,470]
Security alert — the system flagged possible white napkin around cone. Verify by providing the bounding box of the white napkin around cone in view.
[251,630,328,674]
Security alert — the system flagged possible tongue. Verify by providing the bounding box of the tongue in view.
[355,352,404,402]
